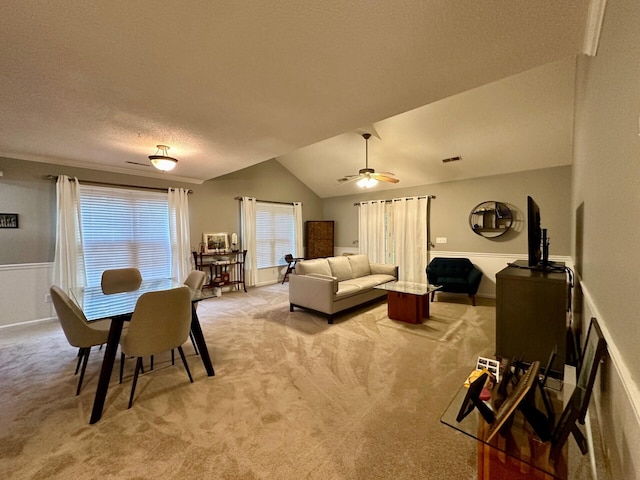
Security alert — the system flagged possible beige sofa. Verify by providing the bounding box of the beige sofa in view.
[288,254,398,324]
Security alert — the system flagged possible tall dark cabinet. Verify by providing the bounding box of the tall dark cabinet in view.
[495,261,568,374]
[305,221,334,259]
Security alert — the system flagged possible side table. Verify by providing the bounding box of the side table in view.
[373,281,441,324]
[193,250,247,293]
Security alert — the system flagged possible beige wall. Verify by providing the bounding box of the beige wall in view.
[323,166,572,257]
[190,159,324,249]
[572,0,640,477]
[0,157,323,265]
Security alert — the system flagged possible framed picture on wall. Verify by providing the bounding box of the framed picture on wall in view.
[0,213,18,228]
[203,232,229,252]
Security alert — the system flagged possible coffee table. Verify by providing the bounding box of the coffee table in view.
[374,281,442,324]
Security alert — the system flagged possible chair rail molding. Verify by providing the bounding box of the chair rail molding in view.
[0,262,55,328]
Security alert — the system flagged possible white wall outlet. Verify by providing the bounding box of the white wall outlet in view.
[436,237,448,244]
[44,293,52,303]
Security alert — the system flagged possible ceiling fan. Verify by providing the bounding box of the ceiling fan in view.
[336,133,399,188]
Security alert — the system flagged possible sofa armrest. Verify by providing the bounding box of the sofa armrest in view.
[370,263,399,279]
[289,273,339,315]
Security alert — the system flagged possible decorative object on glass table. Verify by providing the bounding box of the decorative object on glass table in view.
[476,356,501,382]
[457,372,495,424]
[485,361,540,442]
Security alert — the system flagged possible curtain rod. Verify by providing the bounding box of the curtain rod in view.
[46,175,193,194]
[235,196,299,206]
[353,195,435,206]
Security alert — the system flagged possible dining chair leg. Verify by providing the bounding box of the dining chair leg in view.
[190,331,199,355]
[128,357,143,409]
[76,347,90,396]
[119,352,125,384]
[150,355,154,371]
[75,348,84,375]
[171,349,175,365]
[177,346,193,383]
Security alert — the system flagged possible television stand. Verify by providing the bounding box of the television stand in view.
[496,261,568,376]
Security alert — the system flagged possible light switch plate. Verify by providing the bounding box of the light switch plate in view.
[436,237,447,244]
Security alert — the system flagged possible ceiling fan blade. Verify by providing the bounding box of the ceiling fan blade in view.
[335,176,362,186]
[373,174,399,184]
[375,171,395,176]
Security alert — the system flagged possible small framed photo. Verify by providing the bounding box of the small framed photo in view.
[203,232,229,252]
[0,213,18,229]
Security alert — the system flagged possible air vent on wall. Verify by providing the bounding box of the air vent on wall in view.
[442,155,462,163]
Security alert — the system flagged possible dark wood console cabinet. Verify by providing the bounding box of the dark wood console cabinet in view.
[496,262,568,373]
[305,221,334,259]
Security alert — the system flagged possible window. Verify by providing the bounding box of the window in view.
[255,202,295,268]
[79,185,171,287]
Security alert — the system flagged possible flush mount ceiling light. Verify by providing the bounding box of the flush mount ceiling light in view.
[148,145,178,172]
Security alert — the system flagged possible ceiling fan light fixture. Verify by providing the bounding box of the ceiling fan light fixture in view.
[357,176,378,188]
[336,132,398,188]
[149,145,178,172]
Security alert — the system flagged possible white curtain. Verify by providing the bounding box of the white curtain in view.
[293,202,303,258]
[241,197,258,287]
[53,175,86,291]
[392,197,428,283]
[358,200,387,263]
[168,188,192,283]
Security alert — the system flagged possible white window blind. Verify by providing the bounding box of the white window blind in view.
[79,185,171,287]
[256,202,295,269]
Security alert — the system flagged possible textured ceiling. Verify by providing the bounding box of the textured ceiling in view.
[0,1,589,194]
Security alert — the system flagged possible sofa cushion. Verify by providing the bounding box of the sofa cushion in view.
[296,258,332,277]
[328,256,354,282]
[363,273,397,286]
[347,254,371,278]
[335,283,362,299]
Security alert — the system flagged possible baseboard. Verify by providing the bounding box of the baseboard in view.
[0,316,57,330]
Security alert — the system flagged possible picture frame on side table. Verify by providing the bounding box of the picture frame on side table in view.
[456,372,495,424]
[203,232,229,252]
[576,317,607,424]
[549,317,607,461]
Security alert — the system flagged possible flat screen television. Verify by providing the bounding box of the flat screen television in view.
[527,196,543,267]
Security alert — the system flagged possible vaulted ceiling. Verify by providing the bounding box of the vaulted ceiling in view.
[1,1,591,197]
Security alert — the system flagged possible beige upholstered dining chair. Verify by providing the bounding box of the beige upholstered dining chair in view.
[119,287,194,408]
[100,268,142,294]
[50,285,112,395]
[182,270,206,356]
[184,269,206,292]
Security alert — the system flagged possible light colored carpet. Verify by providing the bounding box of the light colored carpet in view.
[1,285,498,479]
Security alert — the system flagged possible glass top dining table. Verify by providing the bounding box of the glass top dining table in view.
[70,279,214,321]
[70,279,216,424]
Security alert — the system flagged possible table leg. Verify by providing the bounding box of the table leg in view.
[191,304,215,376]
[90,317,125,424]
